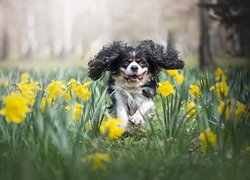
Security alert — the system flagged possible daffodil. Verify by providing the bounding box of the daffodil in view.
[67,79,78,90]
[190,85,202,98]
[0,78,9,88]
[65,80,92,101]
[20,72,30,83]
[245,146,250,152]
[82,81,92,88]
[72,102,84,121]
[16,73,41,105]
[64,105,70,112]
[157,81,175,97]
[47,81,66,99]
[0,92,30,123]
[210,81,229,99]
[187,102,196,116]
[218,99,232,120]
[75,85,92,100]
[215,67,227,82]
[199,128,217,153]
[17,81,41,105]
[65,90,72,101]
[175,73,185,85]
[166,70,178,76]
[218,99,246,121]
[225,105,232,120]
[100,118,125,139]
[235,101,246,121]
[41,97,53,112]
[85,153,110,170]
[73,81,92,100]
[218,100,225,114]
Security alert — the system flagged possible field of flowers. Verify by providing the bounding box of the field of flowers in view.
[0,66,249,180]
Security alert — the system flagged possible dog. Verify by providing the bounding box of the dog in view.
[88,40,184,131]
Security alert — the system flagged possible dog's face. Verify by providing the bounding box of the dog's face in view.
[119,50,149,84]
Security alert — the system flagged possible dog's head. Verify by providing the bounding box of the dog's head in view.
[88,40,184,85]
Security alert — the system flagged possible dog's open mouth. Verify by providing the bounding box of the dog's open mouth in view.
[125,74,143,83]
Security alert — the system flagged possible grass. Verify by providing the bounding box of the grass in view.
[0,63,250,180]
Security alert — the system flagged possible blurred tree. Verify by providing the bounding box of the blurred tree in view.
[203,0,250,56]
[0,0,11,60]
[23,12,37,59]
[199,0,216,70]
[0,28,10,60]
[167,31,175,50]
[60,0,72,59]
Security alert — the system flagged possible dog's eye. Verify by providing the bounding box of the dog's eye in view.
[135,58,142,63]
[139,61,145,66]
[127,58,133,62]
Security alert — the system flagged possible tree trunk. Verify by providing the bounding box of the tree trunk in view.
[199,0,216,70]
[23,12,37,59]
[0,28,10,60]
[167,31,175,50]
[60,0,72,59]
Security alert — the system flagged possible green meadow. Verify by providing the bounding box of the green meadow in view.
[0,62,249,180]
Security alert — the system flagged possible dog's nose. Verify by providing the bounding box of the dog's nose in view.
[131,65,138,72]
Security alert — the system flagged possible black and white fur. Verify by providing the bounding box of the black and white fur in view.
[88,40,184,130]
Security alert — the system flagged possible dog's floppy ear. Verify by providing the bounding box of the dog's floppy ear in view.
[138,40,184,71]
[88,41,126,80]
[160,45,185,69]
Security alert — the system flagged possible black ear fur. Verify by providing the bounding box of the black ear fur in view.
[88,41,126,80]
[160,46,185,69]
[138,40,184,71]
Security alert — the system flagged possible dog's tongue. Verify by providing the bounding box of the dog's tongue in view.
[127,75,142,82]
[129,75,139,81]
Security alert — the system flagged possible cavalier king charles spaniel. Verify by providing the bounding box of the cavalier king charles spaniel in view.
[88,40,184,131]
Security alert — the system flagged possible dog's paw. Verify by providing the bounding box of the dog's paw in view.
[129,112,145,125]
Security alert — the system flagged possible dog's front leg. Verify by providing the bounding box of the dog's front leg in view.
[129,100,154,125]
[115,91,129,129]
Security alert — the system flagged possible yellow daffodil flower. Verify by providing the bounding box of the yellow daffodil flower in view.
[175,73,185,85]
[215,67,227,82]
[187,101,196,116]
[157,81,175,97]
[75,85,92,100]
[218,100,225,114]
[73,83,91,100]
[0,92,30,123]
[100,118,125,139]
[210,81,229,99]
[236,101,246,121]
[20,72,30,83]
[65,90,72,102]
[72,102,84,121]
[218,99,246,121]
[41,97,53,112]
[16,73,41,106]
[85,152,110,170]
[199,128,217,153]
[166,70,178,76]
[245,146,250,152]
[190,85,202,98]
[0,78,9,88]
[47,81,66,99]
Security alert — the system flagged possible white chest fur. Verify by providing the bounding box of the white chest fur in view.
[115,87,148,115]
[112,77,154,127]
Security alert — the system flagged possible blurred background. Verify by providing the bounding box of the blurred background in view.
[0,0,249,68]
